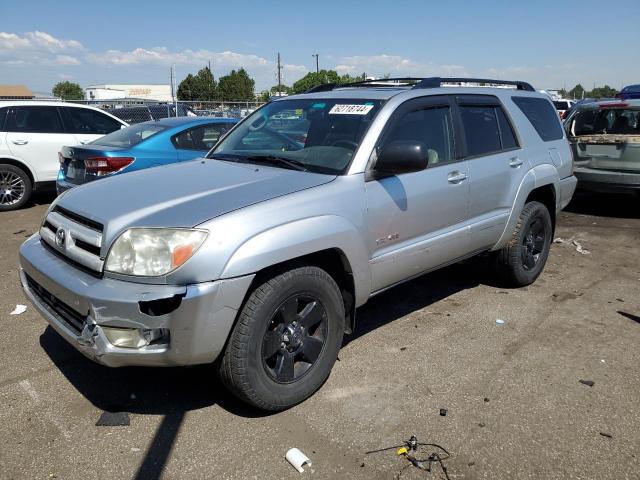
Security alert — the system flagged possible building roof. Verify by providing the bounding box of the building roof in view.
[0,85,34,98]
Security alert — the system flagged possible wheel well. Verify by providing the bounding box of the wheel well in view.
[525,184,556,232]
[249,248,356,334]
[0,158,34,186]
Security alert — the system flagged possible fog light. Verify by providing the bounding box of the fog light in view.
[102,327,169,349]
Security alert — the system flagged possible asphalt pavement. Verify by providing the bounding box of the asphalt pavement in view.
[0,190,638,479]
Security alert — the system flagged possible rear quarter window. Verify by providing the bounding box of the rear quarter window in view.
[512,97,564,142]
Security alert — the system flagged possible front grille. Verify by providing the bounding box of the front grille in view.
[40,207,104,273]
[25,274,86,334]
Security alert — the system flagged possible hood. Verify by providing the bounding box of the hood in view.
[55,159,335,242]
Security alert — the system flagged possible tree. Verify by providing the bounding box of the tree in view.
[270,84,292,95]
[52,81,84,100]
[217,68,255,102]
[258,90,271,102]
[292,70,342,94]
[588,85,618,99]
[177,66,217,101]
[568,84,585,100]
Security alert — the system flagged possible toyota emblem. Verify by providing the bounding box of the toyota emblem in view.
[55,228,66,248]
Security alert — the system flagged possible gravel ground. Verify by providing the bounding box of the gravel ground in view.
[0,190,638,480]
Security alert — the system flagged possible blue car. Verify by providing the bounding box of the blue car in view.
[617,84,640,100]
[57,116,237,193]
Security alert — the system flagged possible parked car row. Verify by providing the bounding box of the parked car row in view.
[0,101,236,210]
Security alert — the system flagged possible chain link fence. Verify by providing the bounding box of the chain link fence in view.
[68,99,265,124]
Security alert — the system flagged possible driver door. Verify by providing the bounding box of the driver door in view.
[365,96,471,292]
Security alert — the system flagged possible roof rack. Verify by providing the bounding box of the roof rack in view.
[304,77,535,93]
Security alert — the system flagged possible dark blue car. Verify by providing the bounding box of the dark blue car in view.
[57,116,237,193]
[617,84,640,100]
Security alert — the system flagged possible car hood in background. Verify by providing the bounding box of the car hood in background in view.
[55,159,336,243]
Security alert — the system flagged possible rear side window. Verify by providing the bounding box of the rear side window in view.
[173,123,234,150]
[512,97,564,141]
[63,107,122,135]
[8,106,65,133]
[496,108,518,149]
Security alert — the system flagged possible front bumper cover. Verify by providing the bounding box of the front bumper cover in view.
[19,234,254,367]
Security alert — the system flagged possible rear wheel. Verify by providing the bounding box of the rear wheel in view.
[0,164,32,212]
[494,201,553,287]
[219,266,345,411]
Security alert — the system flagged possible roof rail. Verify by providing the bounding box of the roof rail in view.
[303,77,535,94]
[412,77,535,91]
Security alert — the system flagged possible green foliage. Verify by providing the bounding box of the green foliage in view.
[258,90,271,102]
[292,70,359,94]
[564,83,619,100]
[217,68,255,102]
[177,67,217,101]
[52,81,84,100]
[270,84,292,94]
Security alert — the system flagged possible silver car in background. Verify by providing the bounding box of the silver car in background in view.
[19,77,576,411]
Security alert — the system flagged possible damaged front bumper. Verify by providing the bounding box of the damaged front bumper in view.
[19,234,254,367]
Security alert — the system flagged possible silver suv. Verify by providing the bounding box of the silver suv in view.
[19,77,577,411]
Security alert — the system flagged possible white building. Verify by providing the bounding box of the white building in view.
[85,84,172,102]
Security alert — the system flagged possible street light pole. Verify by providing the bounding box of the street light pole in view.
[312,53,319,73]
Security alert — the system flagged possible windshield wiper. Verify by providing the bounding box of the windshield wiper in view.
[245,155,307,172]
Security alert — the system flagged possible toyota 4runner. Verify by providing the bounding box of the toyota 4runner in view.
[19,77,577,411]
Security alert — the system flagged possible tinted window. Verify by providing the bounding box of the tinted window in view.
[571,108,640,136]
[0,107,8,131]
[9,106,64,133]
[380,106,454,166]
[512,97,564,141]
[553,101,569,110]
[64,107,122,135]
[460,106,501,156]
[496,108,518,149]
[173,123,234,150]
[92,123,167,147]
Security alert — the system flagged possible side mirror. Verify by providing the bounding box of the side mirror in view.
[374,140,429,175]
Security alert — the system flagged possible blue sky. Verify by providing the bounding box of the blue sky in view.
[1,0,639,94]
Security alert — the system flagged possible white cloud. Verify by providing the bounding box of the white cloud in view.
[0,31,83,66]
[335,54,469,78]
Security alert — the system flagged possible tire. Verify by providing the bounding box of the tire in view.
[494,201,553,287]
[0,164,32,212]
[220,266,345,411]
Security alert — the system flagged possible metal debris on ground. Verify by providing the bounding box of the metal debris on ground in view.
[579,379,595,387]
[366,435,451,479]
[572,239,590,255]
[13,229,26,235]
[599,432,613,439]
[10,304,27,315]
[285,448,312,473]
[95,411,130,426]
[439,408,447,417]
[495,319,505,325]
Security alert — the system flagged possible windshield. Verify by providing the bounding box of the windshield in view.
[209,98,383,174]
[92,123,167,147]
[554,101,569,110]
[570,107,640,136]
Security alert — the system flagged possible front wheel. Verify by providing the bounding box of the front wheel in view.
[219,266,345,411]
[494,201,553,287]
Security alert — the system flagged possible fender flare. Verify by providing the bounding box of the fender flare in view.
[0,155,38,184]
[220,215,372,306]
[492,164,560,250]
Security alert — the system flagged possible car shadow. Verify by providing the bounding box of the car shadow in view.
[345,255,500,346]
[564,190,640,219]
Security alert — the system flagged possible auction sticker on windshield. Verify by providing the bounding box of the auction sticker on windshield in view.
[329,104,374,115]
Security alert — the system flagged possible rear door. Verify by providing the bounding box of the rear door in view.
[61,106,125,146]
[455,95,529,251]
[5,105,75,182]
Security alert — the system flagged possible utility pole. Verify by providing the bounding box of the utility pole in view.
[172,65,178,116]
[312,53,319,73]
[277,52,283,96]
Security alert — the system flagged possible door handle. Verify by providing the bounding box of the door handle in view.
[12,139,28,145]
[79,140,90,145]
[447,171,468,183]
[509,157,524,168]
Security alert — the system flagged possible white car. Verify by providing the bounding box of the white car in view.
[0,102,127,211]
[553,99,576,119]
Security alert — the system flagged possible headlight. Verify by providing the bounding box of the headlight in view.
[105,228,208,276]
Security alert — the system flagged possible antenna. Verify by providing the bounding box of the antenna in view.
[277,52,283,96]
